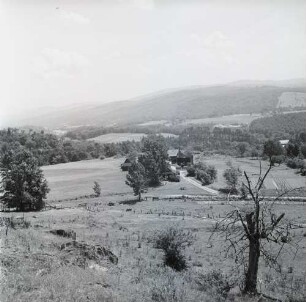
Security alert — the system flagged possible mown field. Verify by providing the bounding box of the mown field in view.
[1,157,306,302]
[87,133,178,144]
[137,113,262,127]
[42,158,207,201]
[277,92,306,108]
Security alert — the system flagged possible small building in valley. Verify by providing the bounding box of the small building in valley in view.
[120,158,132,171]
[168,149,193,166]
[279,139,289,148]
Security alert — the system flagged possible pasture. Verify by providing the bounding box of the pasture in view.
[1,192,305,301]
[42,158,207,201]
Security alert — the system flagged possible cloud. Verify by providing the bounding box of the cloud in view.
[32,48,90,79]
[58,9,90,24]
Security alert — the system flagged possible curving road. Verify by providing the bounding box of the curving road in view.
[179,170,219,195]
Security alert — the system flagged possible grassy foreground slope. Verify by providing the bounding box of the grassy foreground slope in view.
[1,194,305,301]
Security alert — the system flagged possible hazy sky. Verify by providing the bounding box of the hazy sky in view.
[0,0,305,123]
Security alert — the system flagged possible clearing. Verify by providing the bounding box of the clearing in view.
[87,133,178,144]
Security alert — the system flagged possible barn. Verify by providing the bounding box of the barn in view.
[120,158,132,171]
[168,149,193,166]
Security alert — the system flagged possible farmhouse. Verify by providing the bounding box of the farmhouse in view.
[279,139,289,148]
[120,158,132,171]
[168,149,193,166]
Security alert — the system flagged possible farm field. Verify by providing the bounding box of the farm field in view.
[137,114,262,127]
[180,113,262,126]
[87,132,178,144]
[195,155,306,195]
[277,92,306,108]
[42,158,207,201]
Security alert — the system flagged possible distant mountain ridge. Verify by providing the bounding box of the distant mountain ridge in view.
[8,79,306,129]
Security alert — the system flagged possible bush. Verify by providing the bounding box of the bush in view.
[168,173,180,182]
[197,171,213,185]
[154,227,193,271]
[188,163,217,185]
[286,158,305,170]
[223,166,240,191]
[271,155,285,165]
[186,165,196,177]
[93,181,101,197]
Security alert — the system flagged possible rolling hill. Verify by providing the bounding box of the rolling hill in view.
[9,80,306,129]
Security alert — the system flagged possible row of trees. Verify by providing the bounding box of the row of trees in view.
[0,128,143,166]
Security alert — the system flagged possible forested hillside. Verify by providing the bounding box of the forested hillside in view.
[11,85,305,129]
[249,112,306,138]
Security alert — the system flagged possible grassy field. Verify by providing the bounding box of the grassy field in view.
[137,114,262,128]
[194,154,306,195]
[277,92,306,108]
[180,113,262,126]
[88,133,178,144]
[1,157,306,301]
[42,158,207,201]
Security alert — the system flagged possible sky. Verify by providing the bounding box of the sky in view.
[0,0,305,124]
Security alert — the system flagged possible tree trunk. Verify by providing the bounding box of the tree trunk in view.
[244,238,260,294]
[138,192,141,201]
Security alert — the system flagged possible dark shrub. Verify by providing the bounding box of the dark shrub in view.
[186,165,196,177]
[286,158,305,169]
[271,155,285,165]
[154,227,193,271]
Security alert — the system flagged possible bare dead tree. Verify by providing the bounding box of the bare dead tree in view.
[210,159,302,296]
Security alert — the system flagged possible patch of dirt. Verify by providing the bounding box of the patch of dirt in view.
[59,240,118,268]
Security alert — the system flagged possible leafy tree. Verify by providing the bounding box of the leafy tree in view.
[125,162,146,201]
[139,135,169,186]
[223,166,240,192]
[300,145,306,158]
[93,181,101,197]
[0,149,49,211]
[286,143,299,158]
[263,140,283,164]
[237,142,248,157]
